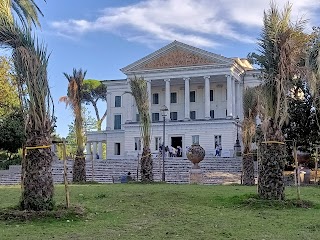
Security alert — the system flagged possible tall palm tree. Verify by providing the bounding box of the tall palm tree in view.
[255,2,308,200]
[0,0,54,210]
[0,20,55,210]
[242,87,258,185]
[129,76,153,182]
[61,69,87,183]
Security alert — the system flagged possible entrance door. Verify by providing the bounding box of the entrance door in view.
[171,136,182,157]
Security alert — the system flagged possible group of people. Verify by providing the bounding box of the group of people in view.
[159,145,183,157]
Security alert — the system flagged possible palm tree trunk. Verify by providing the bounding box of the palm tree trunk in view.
[20,133,54,211]
[258,121,286,200]
[73,155,86,182]
[242,154,255,185]
[140,147,153,182]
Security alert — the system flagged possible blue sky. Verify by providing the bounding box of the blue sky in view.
[28,0,320,137]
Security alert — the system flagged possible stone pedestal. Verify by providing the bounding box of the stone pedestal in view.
[189,169,203,184]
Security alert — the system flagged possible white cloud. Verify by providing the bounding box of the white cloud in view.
[50,0,320,48]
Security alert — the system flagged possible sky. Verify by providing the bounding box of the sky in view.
[10,0,320,137]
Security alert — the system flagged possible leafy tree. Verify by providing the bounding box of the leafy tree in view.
[0,56,19,117]
[60,69,87,183]
[129,76,153,182]
[82,79,107,131]
[282,81,320,161]
[252,2,308,200]
[0,110,25,154]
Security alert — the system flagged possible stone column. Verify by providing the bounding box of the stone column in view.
[235,81,240,118]
[226,75,233,117]
[126,79,133,122]
[184,77,190,120]
[85,142,91,160]
[232,78,236,118]
[106,92,112,130]
[92,142,97,160]
[164,79,171,120]
[147,79,152,119]
[98,142,103,159]
[204,76,211,119]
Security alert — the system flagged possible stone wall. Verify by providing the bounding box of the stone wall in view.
[0,156,244,185]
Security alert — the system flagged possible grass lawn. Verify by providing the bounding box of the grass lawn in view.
[0,184,320,240]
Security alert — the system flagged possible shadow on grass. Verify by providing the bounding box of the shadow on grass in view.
[0,204,87,222]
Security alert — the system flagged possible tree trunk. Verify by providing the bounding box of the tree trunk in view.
[140,147,153,182]
[242,154,255,185]
[20,133,54,211]
[258,121,286,200]
[73,154,86,182]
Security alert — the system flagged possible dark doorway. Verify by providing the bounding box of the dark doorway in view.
[171,137,182,157]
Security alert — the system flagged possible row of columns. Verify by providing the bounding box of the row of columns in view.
[128,74,240,121]
[85,141,104,160]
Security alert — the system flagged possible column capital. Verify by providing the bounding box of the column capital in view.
[203,76,210,80]
[225,74,233,79]
[183,77,190,81]
[164,78,171,82]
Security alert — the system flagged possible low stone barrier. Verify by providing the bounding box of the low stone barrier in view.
[0,156,243,185]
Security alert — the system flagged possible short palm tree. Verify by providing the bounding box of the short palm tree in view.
[61,69,87,183]
[242,87,258,185]
[129,76,153,182]
[255,3,308,200]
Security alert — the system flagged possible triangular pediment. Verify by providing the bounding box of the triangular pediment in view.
[121,41,233,73]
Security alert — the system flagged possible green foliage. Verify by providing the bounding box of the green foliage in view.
[0,111,25,153]
[0,56,20,117]
[82,79,107,131]
[282,81,320,159]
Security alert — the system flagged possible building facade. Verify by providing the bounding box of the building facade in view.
[86,41,261,159]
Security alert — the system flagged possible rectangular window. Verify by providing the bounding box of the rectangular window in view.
[115,143,121,155]
[114,114,121,129]
[171,92,177,103]
[210,90,214,101]
[170,112,178,120]
[214,135,222,146]
[210,110,215,119]
[152,93,159,104]
[152,113,160,122]
[134,137,141,151]
[225,109,228,117]
[190,91,196,102]
[192,135,199,144]
[136,113,140,122]
[115,96,121,107]
[190,111,196,120]
[155,137,162,151]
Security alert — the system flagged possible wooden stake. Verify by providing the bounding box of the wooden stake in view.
[293,140,300,200]
[62,138,70,208]
[315,147,318,184]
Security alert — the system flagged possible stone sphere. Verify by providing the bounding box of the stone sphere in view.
[186,144,205,169]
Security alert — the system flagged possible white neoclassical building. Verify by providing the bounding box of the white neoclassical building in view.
[86,41,261,159]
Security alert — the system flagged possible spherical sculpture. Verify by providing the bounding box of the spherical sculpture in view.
[186,144,205,169]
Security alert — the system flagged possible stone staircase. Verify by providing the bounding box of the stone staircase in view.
[0,156,243,185]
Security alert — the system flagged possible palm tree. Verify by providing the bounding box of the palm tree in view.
[0,20,55,210]
[61,69,87,183]
[307,28,320,128]
[0,0,44,27]
[242,87,258,185]
[0,0,54,210]
[255,2,308,200]
[129,76,153,182]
